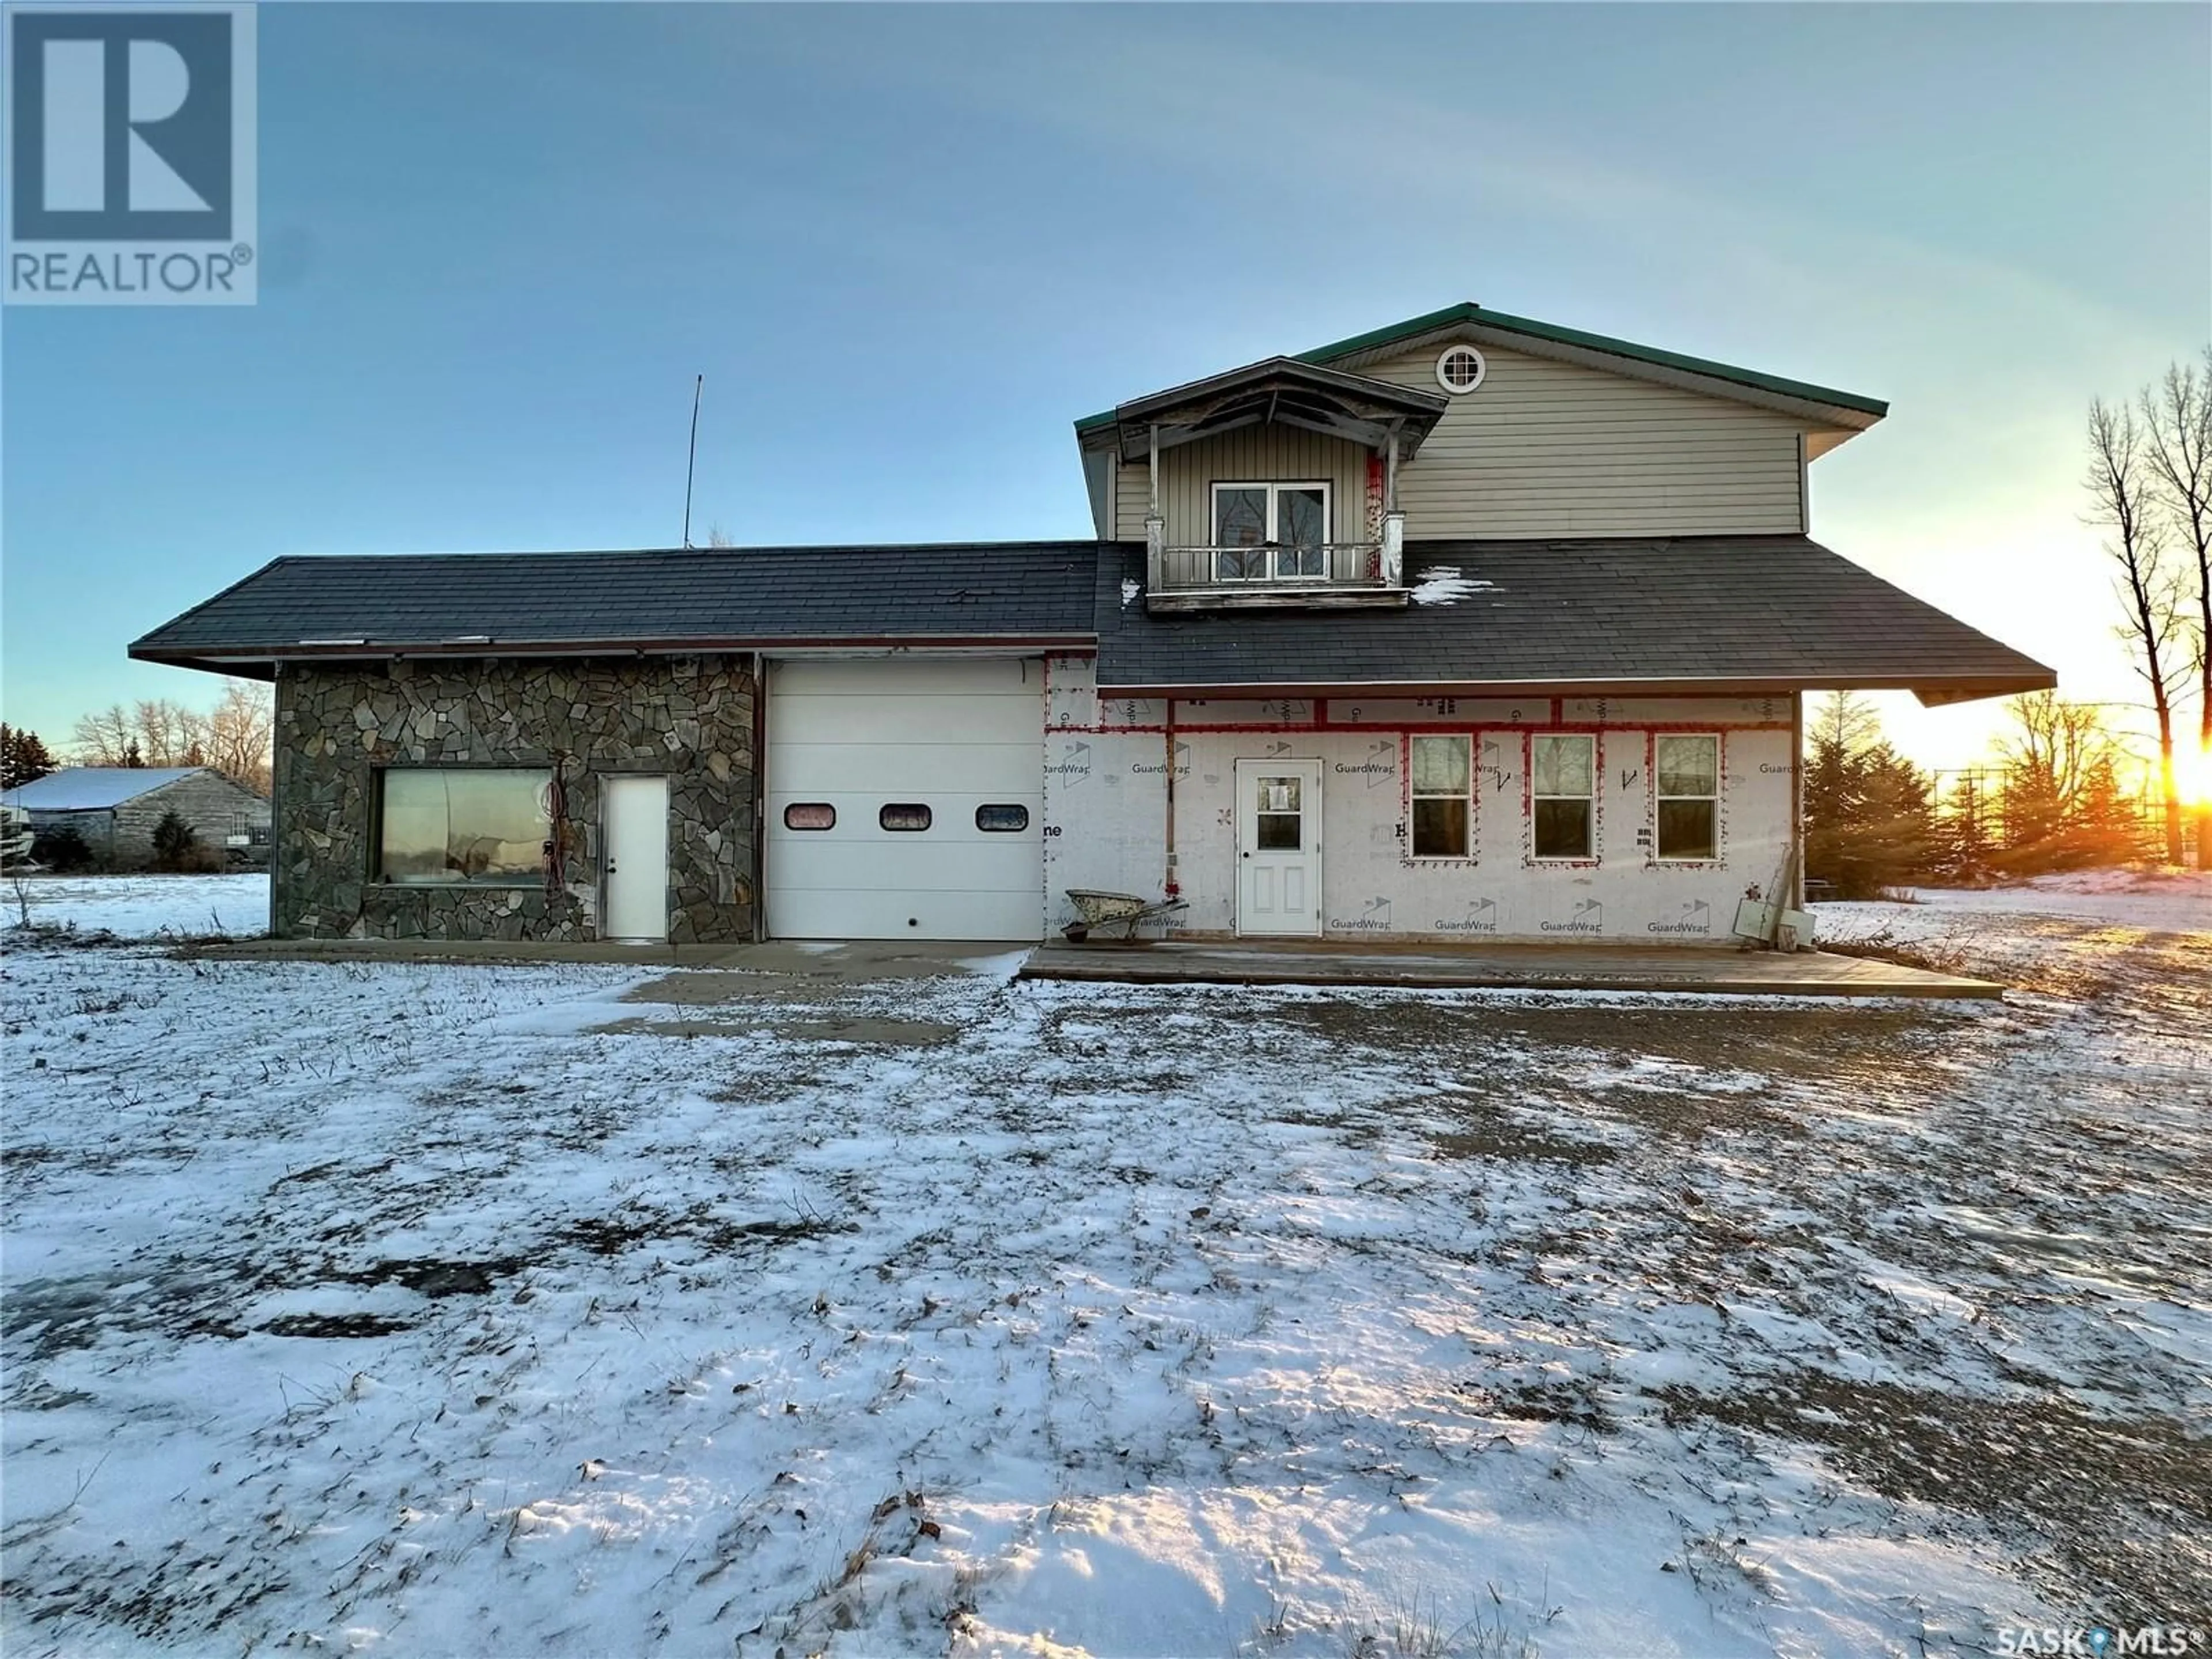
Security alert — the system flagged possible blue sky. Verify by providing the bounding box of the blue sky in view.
[3,2,2207,767]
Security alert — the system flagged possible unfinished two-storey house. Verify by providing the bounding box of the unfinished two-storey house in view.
[131,302,2053,944]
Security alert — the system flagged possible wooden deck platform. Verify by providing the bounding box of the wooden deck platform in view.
[1018,938,2002,998]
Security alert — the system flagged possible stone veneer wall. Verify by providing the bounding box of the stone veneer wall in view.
[274,656,757,941]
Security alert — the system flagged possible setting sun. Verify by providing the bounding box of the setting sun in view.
[2176,744,2212,811]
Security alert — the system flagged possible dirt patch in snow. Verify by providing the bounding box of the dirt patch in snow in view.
[595,1011,961,1046]
[333,1256,523,1297]
[560,1207,855,1257]
[260,1311,414,1339]
[1659,1374,2212,1627]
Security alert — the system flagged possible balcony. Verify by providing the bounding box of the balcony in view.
[1145,516,1407,612]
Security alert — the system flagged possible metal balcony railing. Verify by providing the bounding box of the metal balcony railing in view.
[1150,541,1391,592]
[1141,514,1407,608]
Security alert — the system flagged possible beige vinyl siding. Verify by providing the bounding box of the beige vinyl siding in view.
[1112,426,1371,545]
[1363,343,1806,537]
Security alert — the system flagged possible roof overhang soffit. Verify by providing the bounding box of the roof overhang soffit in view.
[1091,673,2056,703]
[127,634,1103,676]
[1913,676,2056,707]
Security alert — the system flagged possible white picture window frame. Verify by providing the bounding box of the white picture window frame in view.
[376,767,551,887]
[1653,733,1722,862]
[1529,733,1596,862]
[1211,481,1332,581]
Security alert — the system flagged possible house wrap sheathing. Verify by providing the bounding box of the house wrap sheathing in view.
[1039,656,1797,942]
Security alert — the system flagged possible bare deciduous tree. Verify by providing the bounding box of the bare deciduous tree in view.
[67,685,273,794]
[70,704,135,766]
[2141,348,2211,865]
[2085,397,2187,862]
[204,683,274,795]
[133,698,209,767]
[1997,691,2124,811]
[1995,692,2145,870]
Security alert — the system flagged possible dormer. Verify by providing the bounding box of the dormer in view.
[1076,304,1888,615]
[1075,357,1448,611]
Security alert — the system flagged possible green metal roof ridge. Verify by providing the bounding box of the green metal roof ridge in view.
[1074,301,1888,430]
[1300,303,1889,416]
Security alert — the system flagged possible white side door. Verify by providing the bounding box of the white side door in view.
[1236,759,1321,936]
[603,775,669,942]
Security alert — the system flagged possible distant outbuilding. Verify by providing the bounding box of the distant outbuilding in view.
[2,767,270,869]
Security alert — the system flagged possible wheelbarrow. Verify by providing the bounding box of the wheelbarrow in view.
[1061,888,1188,944]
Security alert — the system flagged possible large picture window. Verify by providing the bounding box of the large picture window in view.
[1211,482,1330,581]
[378,769,550,885]
[1531,734,1595,860]
[1654,735,1720,860]
[1410,734,1471,858]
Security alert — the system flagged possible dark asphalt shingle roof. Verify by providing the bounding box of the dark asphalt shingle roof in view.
[1094,536,2054,696]
[130,543,1103,662]
[133,535,2051,700]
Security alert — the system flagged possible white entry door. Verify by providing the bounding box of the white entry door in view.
[1237,759,1321,936]
[603,775,669,942]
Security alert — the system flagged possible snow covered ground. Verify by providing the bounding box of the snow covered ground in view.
[1815,868,2210,995]
[1836,867,2211,931]
[3,880,2207,1657]
[2,872,269,938]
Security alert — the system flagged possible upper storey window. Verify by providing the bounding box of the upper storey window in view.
[1212,482,1330,581]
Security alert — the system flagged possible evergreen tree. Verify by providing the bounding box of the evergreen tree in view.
[1860,744,1938,880]
[1992,693,2141,874]
[31,824,93,872]
[2063,753,2149,867]
[0,724,57,791]
[1802,693,1937,897]
[150,810,200,872]
[1934,775,1998,884]
[1998,766,2068,874]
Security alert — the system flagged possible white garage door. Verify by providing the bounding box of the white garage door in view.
[766,658,1046,941]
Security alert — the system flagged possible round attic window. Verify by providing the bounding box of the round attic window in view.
[1435,345,1487,395]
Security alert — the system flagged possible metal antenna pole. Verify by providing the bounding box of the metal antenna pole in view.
[682,374,703,548]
